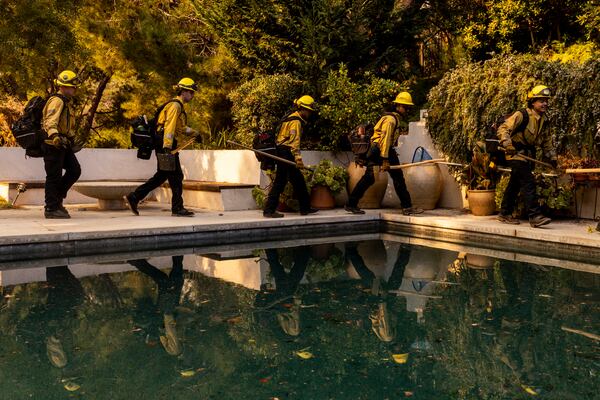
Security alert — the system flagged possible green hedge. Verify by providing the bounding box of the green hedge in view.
[427,54,600,163]
[228,66,408,150]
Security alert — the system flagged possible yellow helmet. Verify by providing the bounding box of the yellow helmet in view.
[176,77,197,92]
[527,85,551,99]
[393,91,414,106]
[295,95,316,111]
[55,70,79,88]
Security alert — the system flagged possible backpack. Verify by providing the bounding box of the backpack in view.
[10,94,66,158]
[487,108,529,150]
[130,99,184,160]
[252,114,303,170]
[348,112,399,164]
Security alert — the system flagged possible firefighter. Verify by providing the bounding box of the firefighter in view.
[42,70,82,219]
[497,85,556,228]
[126,78,199,217]
[345,92,423,215]
[263,96,318,218]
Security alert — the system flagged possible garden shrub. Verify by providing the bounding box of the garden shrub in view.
[318,66,407,150]
[427,54,600,163]
[228,74,304,147]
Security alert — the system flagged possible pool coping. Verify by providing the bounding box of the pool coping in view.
[1,208,599,272]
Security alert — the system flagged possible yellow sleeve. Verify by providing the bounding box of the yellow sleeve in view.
[379,117,396,158]
[42,96,64,137]
[497,111,523,148]
[162,102,182,149]
[288,119,302,160]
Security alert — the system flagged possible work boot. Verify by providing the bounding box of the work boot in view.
[497,214,520,225]
[300,208,319,216]
[263,211,284,218]
[44,208,70,219]
[345,205,365,214]
[402,207,424,216]
[125,193,139,216]
[529,214,551,228]
[172,208,195,217]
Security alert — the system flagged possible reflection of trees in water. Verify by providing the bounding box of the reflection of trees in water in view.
[426,260,600,398]
[0,250,597,399]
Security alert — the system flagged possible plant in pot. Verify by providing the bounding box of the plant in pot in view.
[306,160,349,209]
[459,143,500,216]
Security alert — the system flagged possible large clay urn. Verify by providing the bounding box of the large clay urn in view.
[347,162,388,208]
[403,164,443,210]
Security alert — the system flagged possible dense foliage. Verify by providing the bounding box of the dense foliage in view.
[427,53,600,163]
[0,0,599,150]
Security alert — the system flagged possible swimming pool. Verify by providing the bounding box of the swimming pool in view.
[0,237,597,399]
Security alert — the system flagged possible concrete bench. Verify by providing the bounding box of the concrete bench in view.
[0,179,149,208]
[156,181,257,211]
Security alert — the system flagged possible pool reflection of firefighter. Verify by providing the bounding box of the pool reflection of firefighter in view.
[254,247,310,336]
[345,242,410,342]
[43,266,86,370]
[128,256,185,356]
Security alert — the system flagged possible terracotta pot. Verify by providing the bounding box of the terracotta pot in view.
[347,162,388,208]
[403,164,443,210]
[573,173,589,183]
[467,189,496,216]
[310,185,335,209]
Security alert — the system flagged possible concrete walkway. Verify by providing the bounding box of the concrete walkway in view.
[1,203,599,270]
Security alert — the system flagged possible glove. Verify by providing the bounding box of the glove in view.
[504,144,517,156]
[381,159,390,172]
[549,159,558,169]
[162,147,172,154]
[296,158,305,169]
[46,135,68,149]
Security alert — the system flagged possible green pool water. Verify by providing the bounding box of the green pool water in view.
[0,239,598,399]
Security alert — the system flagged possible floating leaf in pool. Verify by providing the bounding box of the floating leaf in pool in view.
[521,385,538,396]
[180,369,196,378]
[64,382,80,391]
[296,350,314,359]
[392,353,409,364]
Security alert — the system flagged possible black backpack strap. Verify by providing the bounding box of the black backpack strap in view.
[383,112,400,130]
[516,108,529,134]
[154,99,184,121]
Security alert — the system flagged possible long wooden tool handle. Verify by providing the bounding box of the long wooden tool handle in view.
[565,168,600,174]
[497,146,554,169]
[171,137,196,154]
[389,158,445,170]
[227,140,314,170]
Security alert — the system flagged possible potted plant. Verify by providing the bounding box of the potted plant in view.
[460,143,500,216]
[307,160,349,209]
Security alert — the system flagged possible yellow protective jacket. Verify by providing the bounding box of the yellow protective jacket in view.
[497,108,556,162]
[157,97,189,149]
[370,112,401,159]
[276,111,306,162]
[42,95,75,139]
